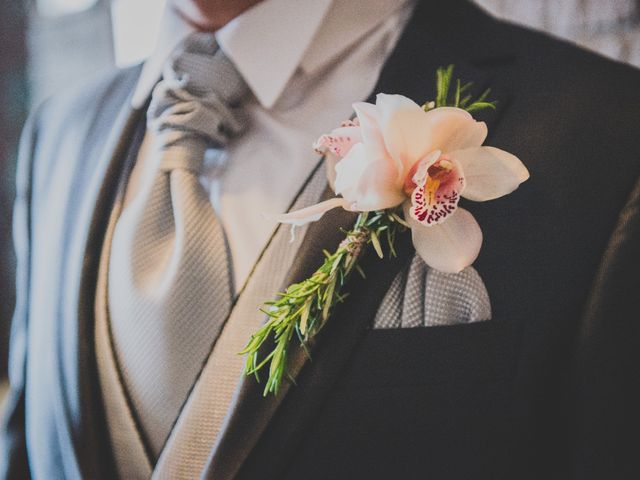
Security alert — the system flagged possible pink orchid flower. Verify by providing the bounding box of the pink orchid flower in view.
[277,94,529,273]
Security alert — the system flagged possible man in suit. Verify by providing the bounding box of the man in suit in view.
[1,0,639,478]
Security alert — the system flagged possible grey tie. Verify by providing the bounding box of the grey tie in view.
[107,32,249,459]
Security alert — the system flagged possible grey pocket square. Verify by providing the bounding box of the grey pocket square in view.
[374,255,492,329]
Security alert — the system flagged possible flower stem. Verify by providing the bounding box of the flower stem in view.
[240,208,405,396]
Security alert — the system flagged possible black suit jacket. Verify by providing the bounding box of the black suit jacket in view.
[1,1,639,479]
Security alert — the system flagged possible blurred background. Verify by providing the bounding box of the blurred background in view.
[0,0,639,385]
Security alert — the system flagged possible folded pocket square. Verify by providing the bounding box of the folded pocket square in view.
[374,255,492,329]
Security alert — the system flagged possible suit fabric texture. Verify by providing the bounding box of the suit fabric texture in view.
[1,1,640,479]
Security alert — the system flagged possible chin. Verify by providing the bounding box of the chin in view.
[170,0,214,30]
[171,0,262,31]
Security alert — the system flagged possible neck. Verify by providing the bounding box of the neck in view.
[170,0,263,32]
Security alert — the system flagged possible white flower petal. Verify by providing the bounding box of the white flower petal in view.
[451,146,529,202]
[406,204,483,273]
[376,94,435,177]
[353,101,387,157]
[272,197,348,226]
[334,142,405,211]
[324,152,339,190]
[334,143,370,196]
[423,106,488,152]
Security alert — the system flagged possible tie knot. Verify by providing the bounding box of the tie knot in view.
[169,32,248,105]
[148,31,250,162]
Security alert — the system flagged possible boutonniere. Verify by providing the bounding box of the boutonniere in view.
[241,66,529,395]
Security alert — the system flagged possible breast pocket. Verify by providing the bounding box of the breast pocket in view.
[374,259,493,329]
[340,319,516,389]
[291,320,519,479]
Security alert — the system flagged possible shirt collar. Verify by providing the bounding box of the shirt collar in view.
[132,0,409,110]
[131,7,195,109]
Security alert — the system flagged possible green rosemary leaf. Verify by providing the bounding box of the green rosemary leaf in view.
[259,308,277,318]
[286,372,298,385]
[250,353,261,382]
[476,87,491,103]
[322,277,337,321]
[466,101,497,113]
[330,252,344,274]
[336,292,349,303]
[387,228,397,258]
[370,230,384,258]
[459,81,473,95]
[435,64,454,107]
[366,213,383,226]
[246,348,276,376]
[390,212,410,228]
[459,94,472,108]
[299,299,312,335]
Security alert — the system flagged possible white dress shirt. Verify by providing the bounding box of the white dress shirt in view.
[129,0,414,292]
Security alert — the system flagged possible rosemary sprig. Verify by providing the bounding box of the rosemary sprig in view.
[240,209,407,396]
[242,65,496,396]
[432,64,497,112]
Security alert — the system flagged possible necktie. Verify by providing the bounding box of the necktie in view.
[107,32,249,459]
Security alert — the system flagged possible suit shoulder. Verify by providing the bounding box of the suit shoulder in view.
[493,16,640,90]
[34,65,141,135]
[25,66,141,198]
[487,17,640,165]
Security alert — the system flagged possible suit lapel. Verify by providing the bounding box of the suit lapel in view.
[59,67,146,478]
[202,1,518,478]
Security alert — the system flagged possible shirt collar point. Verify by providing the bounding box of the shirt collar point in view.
[245,75,285,110]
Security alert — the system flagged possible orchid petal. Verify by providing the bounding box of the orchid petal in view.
[451,146,529,202]
[334,142,406,211]
[405,204,483,273]
[273,197,348,226]
[409,154,465,226]
[353,101,389,160]
[313,125,362,158]
[376,94,435,177]
[423,106,488,152]
[324,152,339,190]
[314,123,363,191]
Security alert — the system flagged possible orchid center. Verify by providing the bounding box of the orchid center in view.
[408,154,465,226]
